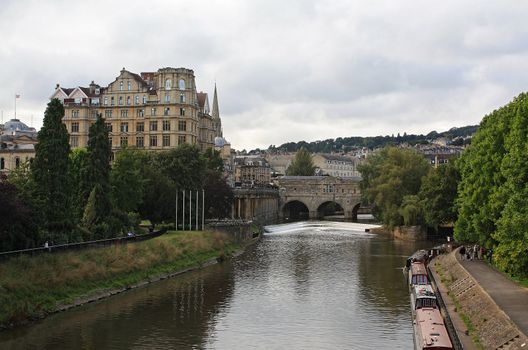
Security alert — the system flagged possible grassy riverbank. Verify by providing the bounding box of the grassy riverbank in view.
[0,230,238,329]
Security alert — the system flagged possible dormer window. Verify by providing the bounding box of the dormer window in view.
[119,81,124,91]
[178,79,186,90]
[95,88,100,95]
[165,79,172,90]
[127,81,131,91]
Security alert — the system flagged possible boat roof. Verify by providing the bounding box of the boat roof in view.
[415,308,453,349]
[413,285,436,299]
[410,262,428,275]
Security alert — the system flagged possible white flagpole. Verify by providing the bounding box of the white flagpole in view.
[176,189,178,231]
[202,189,205,230]
[183,190,186,231]
[196,190,198,230]
[189,190,192,230]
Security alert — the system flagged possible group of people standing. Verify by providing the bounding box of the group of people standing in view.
[459,244,492,262]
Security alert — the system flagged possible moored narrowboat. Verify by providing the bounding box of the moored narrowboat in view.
[413,308,453,350]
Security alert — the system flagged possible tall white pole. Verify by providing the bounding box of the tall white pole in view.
[196,190,198,231]
[175,189,178,231]
[202,189,205,230]
[14,94,17,119]
[189,190,192,230]
[183,190,185,231]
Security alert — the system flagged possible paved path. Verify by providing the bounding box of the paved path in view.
[458,254,528,336]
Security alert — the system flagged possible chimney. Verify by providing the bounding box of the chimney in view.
[89,80,96,94]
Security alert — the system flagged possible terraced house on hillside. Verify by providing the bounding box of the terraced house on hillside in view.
[50,67,223,154]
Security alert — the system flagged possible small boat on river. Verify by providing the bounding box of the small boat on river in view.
[414,308,453,350]
[406,250,453,350]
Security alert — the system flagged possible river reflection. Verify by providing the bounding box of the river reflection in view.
[0,221,429,349]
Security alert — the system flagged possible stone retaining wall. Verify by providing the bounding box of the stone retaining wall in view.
[393,225,427,241]
[432,252,527,350]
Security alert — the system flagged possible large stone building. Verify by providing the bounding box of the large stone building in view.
[234,156,271,186]
[51,67,222,153]
[0,119,38,173]
[312,154,361,177]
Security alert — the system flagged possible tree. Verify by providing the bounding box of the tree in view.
[358,147,430,228]
[455,92,528,276]
[399,195,424,226]
[286,147,316,176]
[203,170,234,219]
[32,98,74,243]
[203,148,224,172]
[0,174,38,251]
[70,148,89,222]
[111,148,148,213]
[419,161,460,230]
[156,143,206,190]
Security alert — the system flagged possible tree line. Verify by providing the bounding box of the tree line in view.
[266,125,477,153]
[359,93,528,277]
[0,99,233,251]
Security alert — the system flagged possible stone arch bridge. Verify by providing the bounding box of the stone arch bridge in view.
[276,176,362,220]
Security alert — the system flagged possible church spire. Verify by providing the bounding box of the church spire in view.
[212,83,220,120]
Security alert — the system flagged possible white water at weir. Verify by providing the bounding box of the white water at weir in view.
[264,220,381,236]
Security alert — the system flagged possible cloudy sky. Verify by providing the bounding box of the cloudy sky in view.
[1,0,528,150]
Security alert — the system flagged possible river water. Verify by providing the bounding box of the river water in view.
[0,221,429,349]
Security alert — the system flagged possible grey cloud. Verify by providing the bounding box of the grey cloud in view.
[1,0,527,150]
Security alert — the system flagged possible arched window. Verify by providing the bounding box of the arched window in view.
[127,81,131,91]
[165,79,172,90]
[119,81,124,91]
[178,79,186,90]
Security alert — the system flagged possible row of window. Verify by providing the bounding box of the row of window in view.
[70,135,187,148]
[102,107,186,118]
[103,121,187,133]
[72,107,190,119]
[0,156,32,170]
[72,120,192,134]
[117,79,187,92]
[104,93,186,106]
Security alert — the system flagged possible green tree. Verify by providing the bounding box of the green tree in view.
[79,115,113,232]
[0,174,39,251]
[455,92,528,276]
[203,170,233,219]
[156,143,206,190]
[455,96,515,245]
[70,148,89,222]
[399,195,424,226]
[32,98,74,243]
[419,161,460,230]
[111,148,148,213]
[286,147,315,176]
[358,147,429,228]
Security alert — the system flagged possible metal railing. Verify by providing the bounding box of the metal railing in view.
[0,229,166,262]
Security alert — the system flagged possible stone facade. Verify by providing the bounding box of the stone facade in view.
[51,67,221,154]
[234,156,271,186]
[0,119,37,173]
[312,153,361,177]
[276,176,362,220]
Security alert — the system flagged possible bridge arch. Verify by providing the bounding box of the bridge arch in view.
[282,200,310,221]
[316,200,345,219]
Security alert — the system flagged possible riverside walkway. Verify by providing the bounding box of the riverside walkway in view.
[429,248,528,349]
[459,254,528,337]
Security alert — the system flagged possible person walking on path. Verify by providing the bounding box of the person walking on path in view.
[459,245,466,260]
